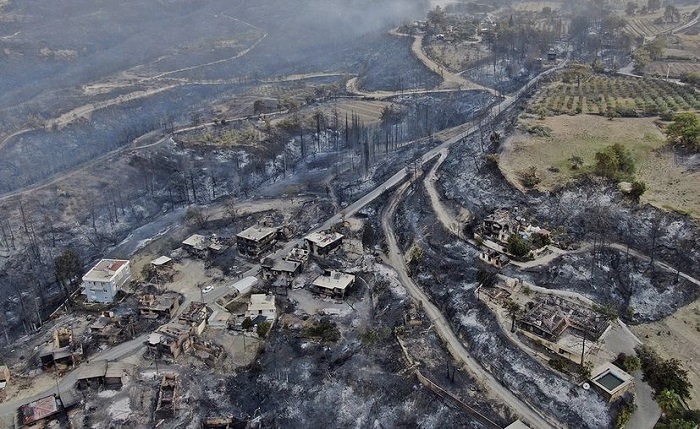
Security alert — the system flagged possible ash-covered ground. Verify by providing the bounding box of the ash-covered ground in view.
[436,121,700,323]
[394,185,614,429]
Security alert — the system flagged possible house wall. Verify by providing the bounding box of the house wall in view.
[82,280,117,303]
[520,330,584,364]
[245,308,276,319]
[82,263,131,303]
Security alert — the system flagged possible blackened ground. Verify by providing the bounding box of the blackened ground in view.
[439,114,700,323]
[204,273,495,429]
[395,187,614,429]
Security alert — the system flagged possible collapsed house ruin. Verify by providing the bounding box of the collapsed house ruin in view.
[39,327,83,372]
[516,296,610,363]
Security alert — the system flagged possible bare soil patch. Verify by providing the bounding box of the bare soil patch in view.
[500,115,700,218]
[323,99,393,126]
[631,297,700,410]
[424,41,490,73]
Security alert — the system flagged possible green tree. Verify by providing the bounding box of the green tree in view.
[569,155,584,170]
[658,389,681,417]
[505,299,521,332]
[241,317,253,330]
[666,112,700,151]
[54,248,83,299]
[257,320,271,338]
[626,1,638,15]
[521,166,541,188]
[624,355,641,373]
[507,234,531,258]
[630,181,647,203]
[594,144,635,180]
[648,0,661,12]
[407,242,424,275]
[636,345,693,402]
[595,146,621,179]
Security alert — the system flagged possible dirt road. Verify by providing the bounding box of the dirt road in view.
[391,29,494,93]
[381,179,559,429]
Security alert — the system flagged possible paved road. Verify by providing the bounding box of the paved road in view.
[0,42,569,427]
[0,334,148,422]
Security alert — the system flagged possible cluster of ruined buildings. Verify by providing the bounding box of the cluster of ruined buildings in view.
[17,221,359,425]
[146,300,225,366]
[475,209,552,268]
[79,221,354,306]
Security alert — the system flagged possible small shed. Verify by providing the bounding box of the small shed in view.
[232,277,259,297]
[151,256,173,267]
[105,362,128,390]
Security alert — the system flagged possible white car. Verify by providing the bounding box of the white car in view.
[202,285,215,294]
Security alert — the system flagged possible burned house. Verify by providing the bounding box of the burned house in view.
[202,416,247,429]
[147,322,192,359]
[105,362,128,390]
[304,231,344,256]
[139,292,181,319]
[285,247,310,265]
[260,257,301,287]
[182,234,226,258]
[39,327,83,371]
[310,271,356,299]
[74,360,108,390]
[479,249,510,269]
[190,339,226,367]
[236,226,277,258]
[155,373,178,419]
[73,361,129,391]
[245,294,276,321]
[18,395,63,427]
[88,312,125,345]
[178,302,210,335]
[516,296,611,363]
[81,259,132,303]
[476,209,519,245]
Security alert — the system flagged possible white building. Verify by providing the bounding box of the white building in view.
[81,259,132,303]
[310,271,356,298]
[245,294,276,320]
[304,231,344,256]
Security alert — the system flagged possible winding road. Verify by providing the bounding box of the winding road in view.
[381,175,559,429]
